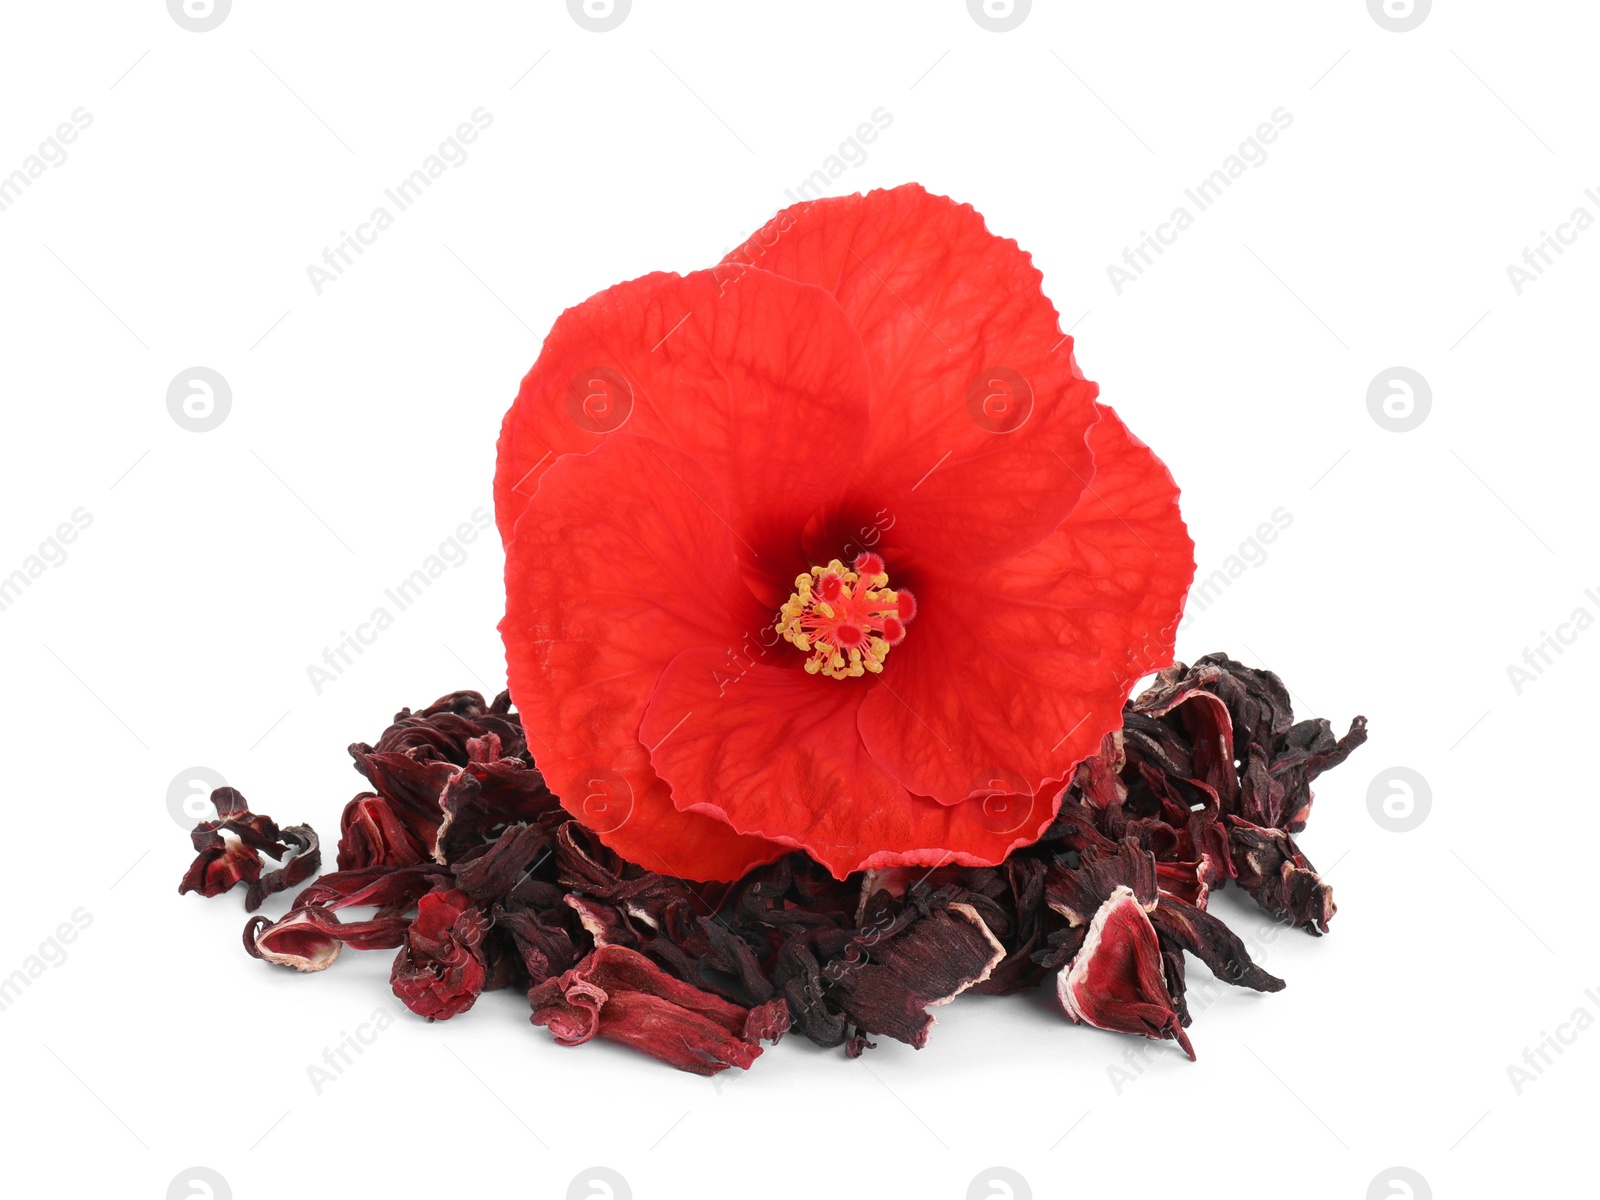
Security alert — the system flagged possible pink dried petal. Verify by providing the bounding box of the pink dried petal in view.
[1057,885,1194,1060]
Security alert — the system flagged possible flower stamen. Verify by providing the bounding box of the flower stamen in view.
[776,553,915,679]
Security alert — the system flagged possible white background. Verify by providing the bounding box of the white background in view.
[1,2,1594,1198]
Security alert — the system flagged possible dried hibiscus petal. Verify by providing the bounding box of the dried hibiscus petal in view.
[1058,886,1194,1060]
[530,944,788,1075]
[190,655,1365,1075]
[245,906,410,972]
[364,689,530,763]
[292,862,444,913]
[337,793,428,871]
[1044,839,1159,926]
[827,901,1005,1050]
[492,905,580,987]
[1148,894,1284,993]
[180,827,263,898]
[178,788,321,912]
[1227,818,1337,934]
[390,888,490,1019]
[246,823,321,911]
[432,748,559,865]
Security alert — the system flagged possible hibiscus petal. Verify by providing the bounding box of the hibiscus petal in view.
[857,404,1195,805]
[494,267,873,595]
[529,945,788,1075]
[641,649,1060,878]
[723,184,1100,569]
[501,433,787,881]
[1057,885,1195,1059]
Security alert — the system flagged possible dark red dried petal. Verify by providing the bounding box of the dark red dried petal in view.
[337,793,429,871]
[1227,817,1336,934]
[1044,839,1159,926]
[293,863,444,912]
[179,789,319,910]
[530,944,788,1075]
[244,823,321,912]
[434,757,559,865]
[452,822,551,904]
[390,888,490,1020]
[1154,858,1214,909]
[493,905,580,987]
[179,831,263,898]
[245,907,410,972]
[363,689,529,764]
[827,902,1004,1050]
[200,662,1365,1075]
[1149,894,1284,993]
[1057,886,1194,1060]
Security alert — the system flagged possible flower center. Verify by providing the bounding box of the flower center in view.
[775,553,917,679]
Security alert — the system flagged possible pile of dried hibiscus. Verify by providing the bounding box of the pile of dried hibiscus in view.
[180,653,1365,1074]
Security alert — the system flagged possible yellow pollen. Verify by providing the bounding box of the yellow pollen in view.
[775,556,913,680]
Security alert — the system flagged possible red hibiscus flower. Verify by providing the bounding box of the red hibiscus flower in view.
[496,185,1194,882]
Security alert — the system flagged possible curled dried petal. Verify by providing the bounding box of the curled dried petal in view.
[1057,886,1194,1059]
[530,944,788,1075]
